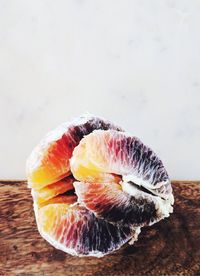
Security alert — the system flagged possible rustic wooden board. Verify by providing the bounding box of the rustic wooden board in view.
[0,181,199,276]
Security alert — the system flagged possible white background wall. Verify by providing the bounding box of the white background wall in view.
[0,0,199,180]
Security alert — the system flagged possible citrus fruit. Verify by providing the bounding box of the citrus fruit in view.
[27,114,173,257]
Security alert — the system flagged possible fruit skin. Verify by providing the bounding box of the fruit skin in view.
[70,129,172,200]
[26,115,123,189]
[74,181,172,227]
[36,203,140,257]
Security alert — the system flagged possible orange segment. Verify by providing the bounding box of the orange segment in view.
[70,129,170,194]
[34,176,75,205]
[39,195,77,208]
[74,181,158,227]
[27,130,77,189]
[70,130,125,183]
[27,116,123,190]
[37,203,135,256]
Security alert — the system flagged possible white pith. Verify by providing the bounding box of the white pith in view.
[122,181,174,224]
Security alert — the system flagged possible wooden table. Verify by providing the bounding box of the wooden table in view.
[0,181,199,275]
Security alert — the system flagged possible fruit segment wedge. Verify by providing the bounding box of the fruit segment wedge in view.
[74,181,172,227]
[71,130,172,200]
[37,203,139,257]
[33,176,75,205]
[38,195,77,208]
[27,115,122,189]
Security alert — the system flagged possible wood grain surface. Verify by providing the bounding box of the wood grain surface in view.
[0,181,199,276]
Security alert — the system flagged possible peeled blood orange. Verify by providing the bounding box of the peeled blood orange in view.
[27,114,173,257]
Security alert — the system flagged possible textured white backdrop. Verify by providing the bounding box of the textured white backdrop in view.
[0,0,200,179]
